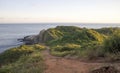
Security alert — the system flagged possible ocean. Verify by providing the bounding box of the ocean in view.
[0,23,120,53]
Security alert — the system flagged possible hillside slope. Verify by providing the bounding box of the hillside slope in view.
[23,26,120,45]
[35,26,106,45]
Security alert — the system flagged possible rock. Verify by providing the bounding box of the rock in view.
[90,66,119,73]
[22,35,37,45]
[17,38,24,42]
[37,29,46,43]
[20,29,47,45]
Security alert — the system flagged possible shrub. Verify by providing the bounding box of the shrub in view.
[53,44,80,52]
[34,44,46,50]
[51,50,76,57]
[78,42,104,59]
[51,44,81,57]
[0,45,34,65]
[103,31,120,54]
[0,52,45,73]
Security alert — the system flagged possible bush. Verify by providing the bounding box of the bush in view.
[46,26,105,46]
[34,44,46,50]
[51,50,76,57]
[0,52,45,73]
[0,44,46,65]
[0,45,34,65]
[51,44,81,57]
[103,31,120,54]
[78,42,104,59]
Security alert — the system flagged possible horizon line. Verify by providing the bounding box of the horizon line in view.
[0,22,120,24]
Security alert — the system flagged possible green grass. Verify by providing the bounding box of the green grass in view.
[50,44,81,57]
[45,26,120,61]
[0,52,45,73]
[0,44,46,73]
[34,44,46,50]
[0,45,34,65]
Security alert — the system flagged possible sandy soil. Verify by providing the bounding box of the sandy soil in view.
[42,47,120,73]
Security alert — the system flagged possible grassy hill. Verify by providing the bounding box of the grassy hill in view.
[38,26,120,60]
[0,44,46,73]
[41,26,106,46]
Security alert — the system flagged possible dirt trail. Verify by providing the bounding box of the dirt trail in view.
[42,47,120,73]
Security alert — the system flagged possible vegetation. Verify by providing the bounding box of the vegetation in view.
[0,26,120,73]
[0,44,46,73]
[103,31,120,53]
[42,26,120,60]
[45,26,105,46]
[102,31,120,61]
[0,45,33,65]
[95,27,120,35]
[50,44,81,57]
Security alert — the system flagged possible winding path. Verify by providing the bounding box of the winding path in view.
[41,46,120,73]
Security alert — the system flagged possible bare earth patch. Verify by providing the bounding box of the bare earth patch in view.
[42,48,120,73]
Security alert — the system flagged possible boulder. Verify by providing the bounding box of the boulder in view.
[22,35,37,45]
[90,66,119,73]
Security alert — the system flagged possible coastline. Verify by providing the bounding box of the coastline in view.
[0,43,23,53]
[0,23,120,54]
[0,26,120,73]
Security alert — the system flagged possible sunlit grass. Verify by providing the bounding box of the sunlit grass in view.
[0,44,46,73]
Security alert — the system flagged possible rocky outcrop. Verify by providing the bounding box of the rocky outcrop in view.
[18,30,46,45]
[90,66,119,73]
[22,35,38,45]
[38,29,46,43]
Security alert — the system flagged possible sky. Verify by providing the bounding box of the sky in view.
[0,0,120,23]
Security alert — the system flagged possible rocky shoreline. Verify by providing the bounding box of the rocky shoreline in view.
[18,29,47,45]
[18,35,37,45]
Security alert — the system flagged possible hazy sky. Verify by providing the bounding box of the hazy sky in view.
[0,0,120,23]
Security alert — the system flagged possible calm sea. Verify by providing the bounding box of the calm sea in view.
[0,23,120,53]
